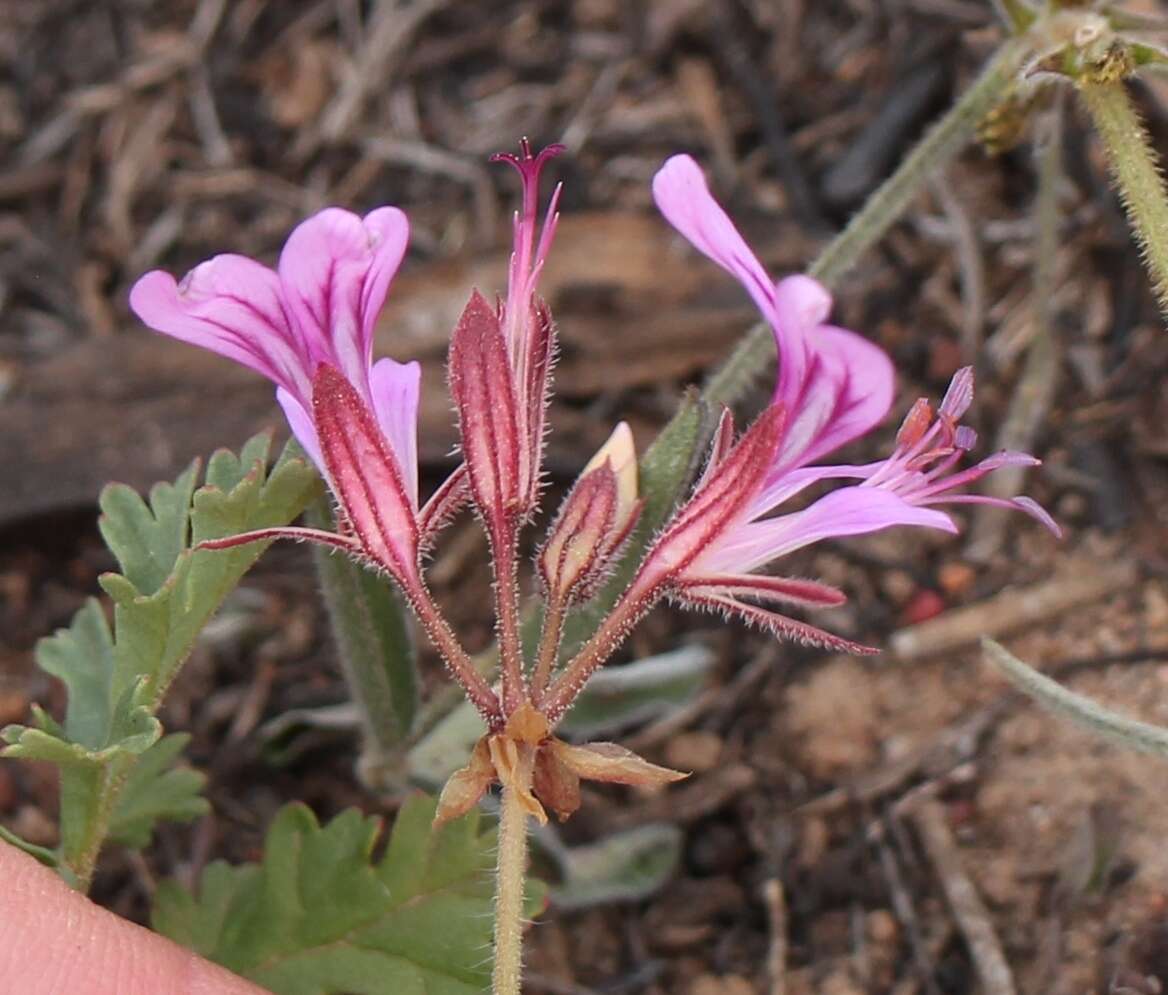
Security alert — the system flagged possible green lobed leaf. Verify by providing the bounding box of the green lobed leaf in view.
[32,599,116,750]
[101,434,322,714]
[154,794,545,995]
[99,461,200,597]
[4,435,320,885]
[983,638,1168,758]
[108,733,209,848]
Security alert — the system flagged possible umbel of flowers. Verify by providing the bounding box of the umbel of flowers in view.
[130,143,1058,995]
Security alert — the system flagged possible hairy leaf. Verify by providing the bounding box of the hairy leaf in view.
[154,795,544,995]
[2,435,320,884]
[308,500,418,772]
[535,822,682,911]
[102,434,321,713]
[108,734,209,848]
[983,638,1168,757]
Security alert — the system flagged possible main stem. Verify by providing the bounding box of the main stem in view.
[493,771,531,995]
[701,37,1029,409]
[1078,78,1168,316]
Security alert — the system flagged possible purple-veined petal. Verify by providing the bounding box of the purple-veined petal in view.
[652,156,895,475]
[130,261,309,399]
[774,322,896,471]
[278,207,408,390]
[370,357,421,509]
[747,460,882,520]
[693,486,957,575]
[652,155,779,322]
[276,387,323,472]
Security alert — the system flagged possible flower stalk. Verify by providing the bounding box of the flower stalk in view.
[1077,78,1168,315]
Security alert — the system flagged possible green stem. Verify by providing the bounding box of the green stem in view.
[308,500,418,783]
[1078,79,1168,316]
[702,38,1029,409]
[60,756,134,893]
[492,769,531,995]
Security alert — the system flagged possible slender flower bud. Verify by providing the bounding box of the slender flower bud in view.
[448,290,523,532]
[539,423,642,605]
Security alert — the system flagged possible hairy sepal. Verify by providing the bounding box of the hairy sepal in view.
[520,297,556,510]
[539,463,618,605]
[676,588,877,655]
[677,573,846,608]
[449,290,523,533]
[312,364,420,586]
[638,405,784,588]
[417,463,471,547]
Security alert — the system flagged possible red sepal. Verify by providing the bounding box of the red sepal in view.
[538,462,617,604]
[677,572,847,608]
[674,588,877,655]
[636,404,784,589]
[448,290,523,533]
[312,364,420,585]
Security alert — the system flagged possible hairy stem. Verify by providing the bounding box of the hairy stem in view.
[408,585,503,728]
[492,767,532,995]
[530,599,566,703]
[702,37,1029,409]
[61,759,133,893]
[491,525,527,714]
[541,580,659,723]
[1078,78,1168,316]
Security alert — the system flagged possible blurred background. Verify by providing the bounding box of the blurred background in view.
[4,1,1168,992]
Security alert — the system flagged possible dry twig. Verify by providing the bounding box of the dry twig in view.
[910,800,1017,995]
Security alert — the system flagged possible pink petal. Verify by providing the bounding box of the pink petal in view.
[771,321,896,475]
[652,156,894,475]
[370,357,421,509]
[130,260,308,399]
[696,486,957,575]
[652,155,779,322]
[276,387,323,471]
[278,207,408,391]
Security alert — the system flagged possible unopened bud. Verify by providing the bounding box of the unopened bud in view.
[539,423,642,605]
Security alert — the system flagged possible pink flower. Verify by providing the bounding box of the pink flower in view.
[129,207,420,508]
[488,139,563,515]
[637,155,1059,649]
[129,206,426,591]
